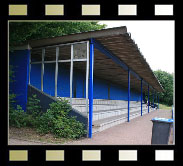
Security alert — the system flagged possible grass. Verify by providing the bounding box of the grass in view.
[159,103,172,110]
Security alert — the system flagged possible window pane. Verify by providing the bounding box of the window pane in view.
[45,47,56,61]
[31,49,42,62]
[73,43,87,59]
[58,45,71,60]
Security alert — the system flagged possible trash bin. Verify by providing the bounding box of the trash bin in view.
[151,118,173,145]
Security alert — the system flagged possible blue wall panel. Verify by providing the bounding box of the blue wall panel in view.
[29,62,142,101]
[9,50,30,111]
[57,64,70,97]
[110,84,128,100]
[30,64,41,90]
[44,63,55,96]
[131,91,141,101]
[93,79,108,99]
[73,71,85,98]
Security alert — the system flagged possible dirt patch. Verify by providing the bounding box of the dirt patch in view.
[9,127,71,145]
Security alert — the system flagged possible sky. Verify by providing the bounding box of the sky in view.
[99,21,174,74]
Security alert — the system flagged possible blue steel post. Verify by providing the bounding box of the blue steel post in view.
[141,79,143,116]
[148,85,149,113]
[156,91,158,109]
[128,69,130,122]
[155,91,156,107]
[158,94,159,109]
[153,89,154,110]
[89,39,94,138]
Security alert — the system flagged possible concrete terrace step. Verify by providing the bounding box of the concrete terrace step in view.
[59,97,141,105]
[92,105,144,113]
[78,105,148,121]
[73,104,145,111]
[58,97,154,133]
[93,109,148,128]
[72,102,141,106]
[92,111,149,134]
[93,105,146,114]
[81,105,147,119]
[72,104,146,113]
[93,115,126,127]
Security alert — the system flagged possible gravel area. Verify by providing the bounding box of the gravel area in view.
[9,109,173,145]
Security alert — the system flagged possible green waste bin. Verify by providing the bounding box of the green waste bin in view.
[151,118,173,145]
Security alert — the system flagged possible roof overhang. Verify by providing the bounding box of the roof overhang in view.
[28,26,163,93]
[28,26,127,48]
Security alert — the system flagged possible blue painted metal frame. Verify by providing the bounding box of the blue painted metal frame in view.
[92,38,128,71]
[87,37,159,137]
[128,69,130,122]
[141,79,143,116]
[92,38,158,106]
[142,78,148,87]
[158,94,159,109]
[89,39,94,138]
[153,89,154,109]
[154,91,157,103]
[93,39,145,81]
[92,38,158,121]
[93,39,152,88]
[148,85,150,113]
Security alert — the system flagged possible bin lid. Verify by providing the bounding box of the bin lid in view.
[151,117,174,123]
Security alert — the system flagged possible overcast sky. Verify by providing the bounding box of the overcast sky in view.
[99,21,174,74]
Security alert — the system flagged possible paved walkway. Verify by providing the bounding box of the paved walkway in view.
[64,109,173,145]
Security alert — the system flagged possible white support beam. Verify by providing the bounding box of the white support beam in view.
[41,48,45,91]
[70,45,74,105]
[55,47,59,97]
[86,41,89,115]
[29,51,31,84]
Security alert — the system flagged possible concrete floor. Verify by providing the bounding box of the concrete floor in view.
[64,109,173,145]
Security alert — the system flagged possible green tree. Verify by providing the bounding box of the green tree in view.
[154,70,173,106]
[9,21,106,49]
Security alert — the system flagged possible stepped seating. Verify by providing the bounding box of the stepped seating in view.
[58,98,154,133]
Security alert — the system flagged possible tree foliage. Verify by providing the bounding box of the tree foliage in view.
[154,70,173,106]
[9,21,106,49]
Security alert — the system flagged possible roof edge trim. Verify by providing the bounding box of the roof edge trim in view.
[28,26,127,48]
